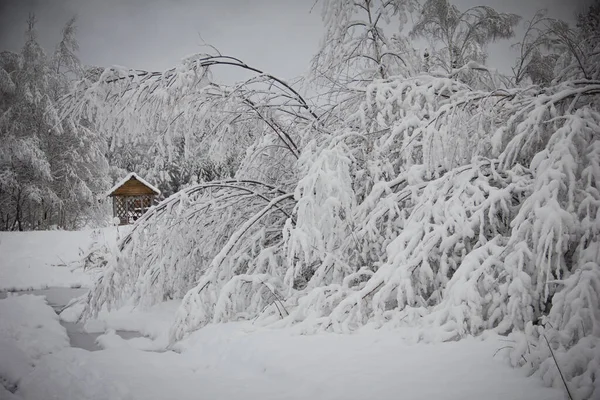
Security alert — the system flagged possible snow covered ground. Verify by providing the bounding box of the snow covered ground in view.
[0,229,567,400]
[8,311,567,400]
[0,294,70,393]
[0,227,125,291]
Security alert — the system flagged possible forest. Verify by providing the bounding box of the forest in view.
[1,0,599,398]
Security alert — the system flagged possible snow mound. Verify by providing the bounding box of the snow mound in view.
[0,294,69,391]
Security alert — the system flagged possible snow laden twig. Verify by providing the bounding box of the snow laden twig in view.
[541,333,575,400]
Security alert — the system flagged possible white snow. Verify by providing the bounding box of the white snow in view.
[81,300,180,350]
[104,172,161,197]
[173,324,566,400]
[1,229,568,400]
[14,319,566,400]
[0,227,122,291]
[0,294,70,391]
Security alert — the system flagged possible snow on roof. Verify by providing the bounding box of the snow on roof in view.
[105,172,161,197]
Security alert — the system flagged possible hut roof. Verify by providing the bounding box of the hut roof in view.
[105,172,161,197]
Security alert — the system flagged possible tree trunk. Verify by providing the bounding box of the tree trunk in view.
[15,190,23,231]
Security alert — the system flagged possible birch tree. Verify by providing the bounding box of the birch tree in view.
[411,0,520,89]
[73,2,600,398]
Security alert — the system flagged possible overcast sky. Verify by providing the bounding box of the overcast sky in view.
[0,0,591,83]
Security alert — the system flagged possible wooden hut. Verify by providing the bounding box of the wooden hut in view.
[106,173,160,225]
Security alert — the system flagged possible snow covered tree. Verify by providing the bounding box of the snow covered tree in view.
[510,10,559,86]
[75,1,599,398]
[61,53,309,199]
[309,0,422,131]
[411,0,520,88]
[0,15,109,230]
[311,0,417,84]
